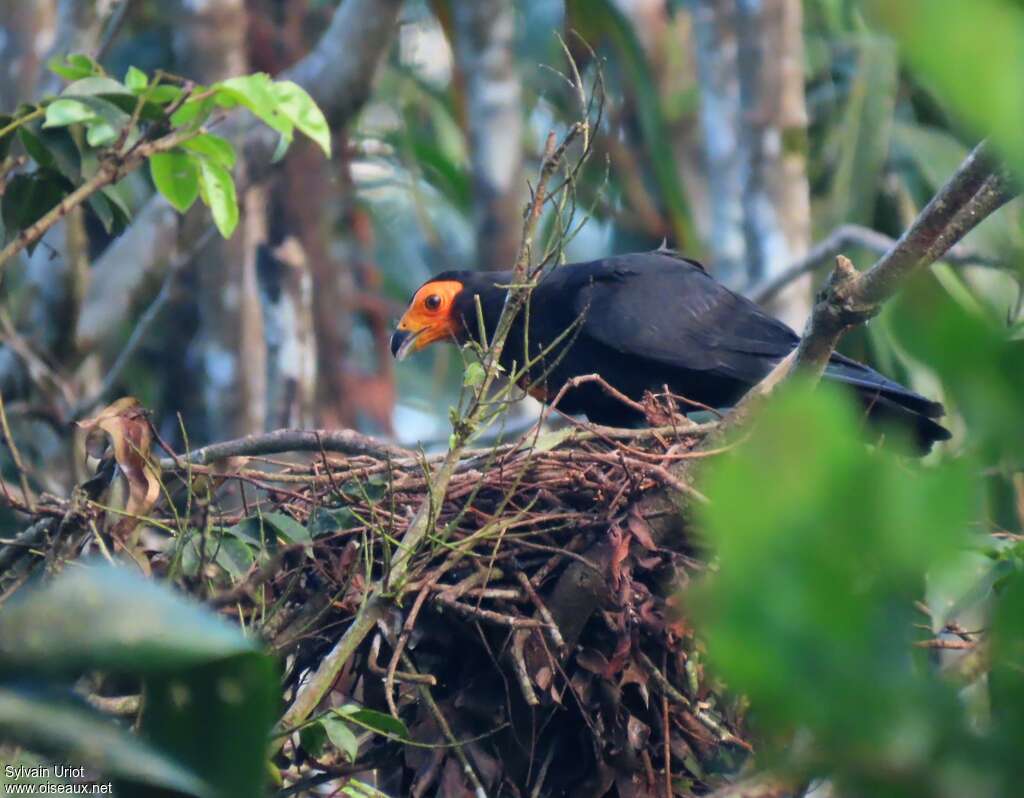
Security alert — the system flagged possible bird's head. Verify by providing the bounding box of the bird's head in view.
[391,271,502,360]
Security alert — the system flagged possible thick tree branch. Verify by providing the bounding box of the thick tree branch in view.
[792,141,1016,377]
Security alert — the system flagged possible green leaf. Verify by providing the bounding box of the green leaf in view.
[85,119,117,147]
[299,721,328,757]
[321,715,360,762]
[0,115,13,160]
[182,133,237,169]
[138,654,278,798]
[170,95,216,128]
[19,126,80,181]
[692,383,974,772]
[337,705,410,740]
[1,173,68,249]
[62,76,132,98]
[43,98,96,128]
[148,85,183,106]
[47,53,102,81]
[889,276,1024,465]
[0,563,259,675]
[463,361,486,388]
[101,183,133,225]
[149,151,200,213]
[0,686,207,796]
[868,0,1024,175]
[86,191,116,233]
[215,74,292,137]
[820,33,897,231]
[565,0,696,247]
[271,80,332,156]
[270,132,291,163]
[86,185,131,235]
[196,158,239,237]
[214,536,255,579]
[224,517,262,546]
[16,127,54,169]
[308,506,358,537]
[125,66,148,93]
[261,512,312,545]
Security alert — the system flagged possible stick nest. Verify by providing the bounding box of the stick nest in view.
[3,412,750,797]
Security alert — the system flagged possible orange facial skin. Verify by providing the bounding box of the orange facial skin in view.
[391,280,464,359]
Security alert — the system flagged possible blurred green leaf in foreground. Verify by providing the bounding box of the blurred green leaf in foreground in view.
[691,383,1024,797]
[0,565,278,798]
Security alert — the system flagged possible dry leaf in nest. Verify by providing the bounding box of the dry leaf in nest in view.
[77,397,161,544]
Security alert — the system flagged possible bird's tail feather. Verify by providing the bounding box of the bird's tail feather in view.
[823,353,950,452]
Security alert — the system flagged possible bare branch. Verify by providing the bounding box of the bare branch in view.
[793,140,1016,377]
[159,428,410,469]
[746,223,1005,306]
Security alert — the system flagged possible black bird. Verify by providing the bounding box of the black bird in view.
[390,251,950,451]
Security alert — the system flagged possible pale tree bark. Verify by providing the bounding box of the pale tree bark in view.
[173,0,266,441]
[262,238,317,429]
[452,0,524,270]
[0,1,57,109]
[690,0,812,328]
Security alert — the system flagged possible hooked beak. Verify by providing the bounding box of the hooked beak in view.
[390,328,422,361]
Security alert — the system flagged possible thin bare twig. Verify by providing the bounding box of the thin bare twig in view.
[746,223,1005,306]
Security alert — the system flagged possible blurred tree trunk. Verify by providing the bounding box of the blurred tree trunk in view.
[0,0,105,403]
[452,0,524,270]
[690,0,811,327]
[0,1,57,109]
[249,0,379,433]
[175,0,267,441]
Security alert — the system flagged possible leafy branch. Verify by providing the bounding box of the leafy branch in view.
[0,54,330,271]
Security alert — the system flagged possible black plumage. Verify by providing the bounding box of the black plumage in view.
[395,251,950,451]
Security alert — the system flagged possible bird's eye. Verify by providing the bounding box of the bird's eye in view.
[424,294,442,311]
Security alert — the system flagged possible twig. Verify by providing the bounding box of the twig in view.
[84,693,141,716]
[0,518,56,574]
[93,0,135,61]
[636,650,747,748]
[703,776,794,798]
[159,428,410,469]
[383,585,434,717]
[514,571,565,651]
[511,629,540,706]
[746,223,1004,305]
[0,390,34,511]
[369,630,437,686]
[914,638,976,650]
[207,544,303,608]
[435,592,547,629]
